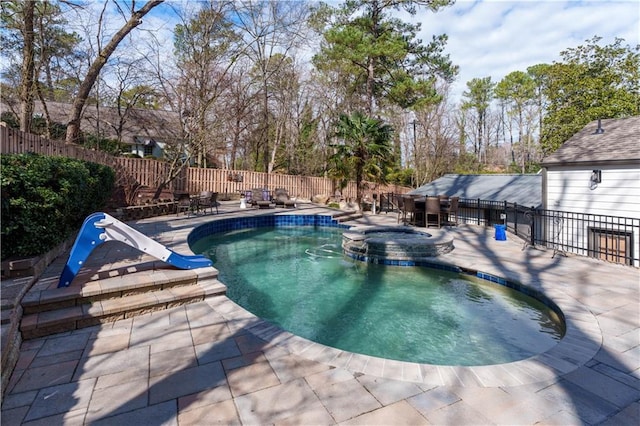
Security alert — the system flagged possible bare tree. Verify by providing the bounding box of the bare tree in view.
[408,84,458,184]
[217,64,259,170]
[101,57,158,144]
[231,0,310,174]
[172,1,241,168]
[281,63,324,176]
[65,0,164,144]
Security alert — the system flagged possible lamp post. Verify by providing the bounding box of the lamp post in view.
[411,119,417,188]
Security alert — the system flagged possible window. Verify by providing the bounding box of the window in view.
[589,228,633,265]
[143,145,153,157]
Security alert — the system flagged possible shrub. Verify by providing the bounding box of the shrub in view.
[1,153,115,260]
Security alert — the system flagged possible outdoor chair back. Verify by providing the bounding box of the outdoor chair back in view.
[199,191,219,214]
[425,196,442,228]
[274,188,296,208]
[442,196,459,225]
[175,192,193,216]
[402,196,423,226]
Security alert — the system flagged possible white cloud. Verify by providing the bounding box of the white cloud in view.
[412,0,640,102]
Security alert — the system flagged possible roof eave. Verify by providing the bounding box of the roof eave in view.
[542,158,640,167]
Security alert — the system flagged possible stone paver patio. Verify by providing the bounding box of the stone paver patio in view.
[2,201,639,425]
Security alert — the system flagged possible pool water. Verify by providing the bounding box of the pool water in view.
[191,226,564,366]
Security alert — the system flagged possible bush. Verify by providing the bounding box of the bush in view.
[1,153,115,260]
[387,168,414,187]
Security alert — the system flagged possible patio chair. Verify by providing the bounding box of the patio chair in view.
[175,192,195,216]
[379,193,398,214]
[441,196,458,225]
[198,191,219,214]
[402,196,424,226]
[251,188,273,209]
[425,196,442,228]
[273,188,296,208]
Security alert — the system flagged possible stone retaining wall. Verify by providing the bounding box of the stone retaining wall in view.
[0,237,74,402]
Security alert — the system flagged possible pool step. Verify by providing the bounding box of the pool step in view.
[333,211,364,223]
[20,267,226,340]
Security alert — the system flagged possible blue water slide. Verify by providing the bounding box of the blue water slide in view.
[58,212,212,288]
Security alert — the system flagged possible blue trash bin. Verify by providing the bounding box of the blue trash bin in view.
[494,224,507,241]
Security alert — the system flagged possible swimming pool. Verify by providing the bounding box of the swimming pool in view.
[191,217,565,366]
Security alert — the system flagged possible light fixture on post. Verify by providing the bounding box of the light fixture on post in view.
[408,111,417,189]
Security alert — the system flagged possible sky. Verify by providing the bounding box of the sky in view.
[408,0,640,102]
[144,0,639,102]
[17,0,636,106]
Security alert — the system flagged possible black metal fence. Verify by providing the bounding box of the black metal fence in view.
[378,193,640,267]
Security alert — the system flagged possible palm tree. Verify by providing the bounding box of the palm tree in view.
[328,112,395,208]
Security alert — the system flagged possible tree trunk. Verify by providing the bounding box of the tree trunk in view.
[35,83,53,139]
[262,80,270,169]
[19,1,35,133]
[65,0,164,144]
[268,120,283,174]
[365,1,381,116]
[366,57,375,116]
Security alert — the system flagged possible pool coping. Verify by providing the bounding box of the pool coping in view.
[188,212,603,388]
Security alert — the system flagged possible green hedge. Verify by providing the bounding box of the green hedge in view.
[1,153,115,260]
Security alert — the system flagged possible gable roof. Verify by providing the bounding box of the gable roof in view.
[409,174,542,208]
[542,116,640,167]
[1,100,183,144]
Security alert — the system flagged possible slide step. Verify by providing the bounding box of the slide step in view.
[20,279,226,340]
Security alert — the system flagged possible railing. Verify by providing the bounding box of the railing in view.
[378,193,640,267]
[530,209,639,266]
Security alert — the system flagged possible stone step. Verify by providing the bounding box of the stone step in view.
[19,266,225,340]
[330,210,353,218]
[21,267,219,314]
[20,278,226,340]
[335,212,363,223]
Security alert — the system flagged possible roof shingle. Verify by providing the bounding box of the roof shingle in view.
[410,174,542,208]
[1,100,182,144]
[542,116,640,166]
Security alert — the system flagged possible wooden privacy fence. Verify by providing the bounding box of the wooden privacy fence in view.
[1,126,410,204]
[1,125,129,172]
[185,167,409,201]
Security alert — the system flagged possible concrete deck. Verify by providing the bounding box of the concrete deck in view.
[2,201,639,425]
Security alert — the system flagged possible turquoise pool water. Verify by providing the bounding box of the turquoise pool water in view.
[192,226,564,366]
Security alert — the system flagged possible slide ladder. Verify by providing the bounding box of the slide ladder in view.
[58,212,212,288]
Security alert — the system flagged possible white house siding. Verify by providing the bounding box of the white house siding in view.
[545,164,640,266]
[545,164,640,219]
